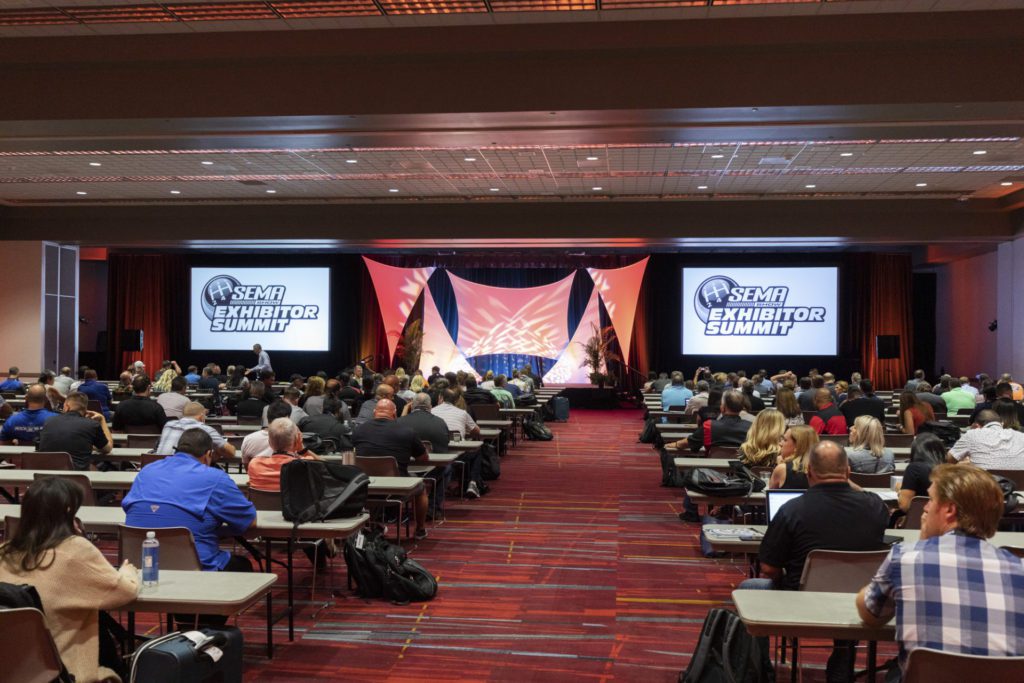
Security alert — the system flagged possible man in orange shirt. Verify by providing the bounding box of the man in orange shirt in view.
[247,417,320,491]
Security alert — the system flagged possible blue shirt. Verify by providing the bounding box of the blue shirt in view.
[661,384,693,411]
[0,379,24,393]
[0,407,58,445]
[184,373,202,385]
[863,530,1024,669]
[122,452,256,570]
[77,379,112,418]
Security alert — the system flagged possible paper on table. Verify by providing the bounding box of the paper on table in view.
[704,527,764,539]
[872,490,899,502]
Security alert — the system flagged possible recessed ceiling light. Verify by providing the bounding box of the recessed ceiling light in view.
[201,161,214,166]
[464,157,476,162]
[592,186,603,191]
[840,152,853,157]
[805,184,816,189]
[88,162,101,167]
[170,190,181,195]
[266,189,276,194]
[75,191,87,195]
[916,183,928,187]
[489,188,500,192]
[711,154,725,159]
[1001,181,1014,186]
[586,156,599,161]
[388,188,399,193]
[973,150,987,155]
[697,185,708,190]
[346,159,358,164]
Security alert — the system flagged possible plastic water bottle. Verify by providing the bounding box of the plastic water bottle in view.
[142,531,159,588]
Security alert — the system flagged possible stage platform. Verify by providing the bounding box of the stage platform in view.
[541,384,620,409]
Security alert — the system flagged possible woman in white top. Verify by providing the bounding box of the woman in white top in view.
[845,415,895,473]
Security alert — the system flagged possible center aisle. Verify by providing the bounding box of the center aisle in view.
[246,408,743,682]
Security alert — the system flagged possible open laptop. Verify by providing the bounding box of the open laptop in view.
[765,489,805,523]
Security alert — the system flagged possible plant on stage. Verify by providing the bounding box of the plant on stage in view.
[577,323,620,387]
[395,319,423,373]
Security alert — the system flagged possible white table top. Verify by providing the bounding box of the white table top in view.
[499,408,536,415]
[448,440,483,451]
[687,487,898,506]
[125,570,277,615]
[476,420,513,428]
[674,457,909,474]
[703,524,1024,553]
[733,590,895,641]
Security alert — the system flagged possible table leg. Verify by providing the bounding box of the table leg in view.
[867,640,877,682]
[266,591,274,658]
[287,537,295,641]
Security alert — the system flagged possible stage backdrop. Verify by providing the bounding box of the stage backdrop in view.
[362,257,649,384]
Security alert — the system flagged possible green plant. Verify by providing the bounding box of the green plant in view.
[577,323,620,385]
[394,318,423,372]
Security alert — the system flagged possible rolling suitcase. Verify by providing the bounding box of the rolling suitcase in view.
[130,627,243,683]
[551,396,570,422]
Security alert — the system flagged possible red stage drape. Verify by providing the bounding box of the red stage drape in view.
[106,254,187,376]
[850,253,913,390]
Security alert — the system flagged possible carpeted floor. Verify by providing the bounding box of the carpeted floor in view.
[223,407,892,681]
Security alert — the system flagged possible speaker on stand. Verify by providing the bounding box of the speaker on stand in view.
[876,335,900,389]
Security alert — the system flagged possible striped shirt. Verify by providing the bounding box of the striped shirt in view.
[862,530,1024,670]
[154,417,225,455]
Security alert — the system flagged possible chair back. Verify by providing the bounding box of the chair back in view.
[819,434,849,446]
[122,424,161,435]
[354,455,401,477]
[248,487,281,511]
[208,422,224,435]
[1000,546,1024,559]
[469,404,500,422]
[31,473,96,506]
[706,446,739,459]
[849,472,893,488]
[18,452,74,471]
[884,433,915,448]
[903,647,1024,683]
[237,415,261,426]
[86,400,103,414]
[140,452,169,468]
[904,496,929,529]
[0,608,65,683]
[118,525,201,570]
[988,469,1024,490]
[126,434,160,449]
[798,548,892,592]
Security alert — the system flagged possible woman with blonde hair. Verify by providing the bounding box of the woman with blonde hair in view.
[769,424,818,490]
[774,388,804,426]
[845,415,894,473]
[739,408,785,467]
[410,374,426,393]
[301,375,327,415]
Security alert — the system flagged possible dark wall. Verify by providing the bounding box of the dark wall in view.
[911,272,937,378]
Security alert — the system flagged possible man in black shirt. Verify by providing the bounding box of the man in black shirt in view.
[235,381,268,420]
[351,398,429,539]
[839,379,886,424]
[427,366,443,386]
[398,393,455,510]
[198,366,221,394]
[112,375,169,432]
[747,441,889,682]
[462,376,498,407]
[37,391,113,470]
[299,397,352,451]
[971,382,1024,425]
[685,390,751,453]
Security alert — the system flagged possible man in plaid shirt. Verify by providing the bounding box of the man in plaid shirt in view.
[856,464,1024,679]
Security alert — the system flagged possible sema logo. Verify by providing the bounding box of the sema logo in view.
[694,276,825,336]
[201,275,319,333]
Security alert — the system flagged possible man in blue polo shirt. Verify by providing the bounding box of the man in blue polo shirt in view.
[76,368,113,419]
[0,367,25,394]
[123,428,255,572]
[661,371,693,411]
[0,384,57,446]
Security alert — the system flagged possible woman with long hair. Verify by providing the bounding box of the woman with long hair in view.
[0,478,138,682]
[900,391,935,435]
[774,388,804,426]
[995,399,1022,430]
[845,415,895,473]
[225,364,249,390]
[739,409,785,467]
[768,424,819,490]
[301,375,327,415]
[897,432,947,512]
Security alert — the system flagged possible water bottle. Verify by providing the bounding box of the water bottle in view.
[141,531,159,588]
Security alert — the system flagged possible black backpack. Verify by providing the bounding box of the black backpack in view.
[479,442,501,480]
[682,467,754,498]
[992,474,1020,516]
[916,420,962,449]
[639,418,658,444]
[524,421,553,441]
[343,524,437,604]
[280,460,369,526]
[681,608,774,683]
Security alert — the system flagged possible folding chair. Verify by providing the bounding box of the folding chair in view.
[355,455,413,542]
[0,608,67,683]
[31,472,96,505]
[903,647,1024,683]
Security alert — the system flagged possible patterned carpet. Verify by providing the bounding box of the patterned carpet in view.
[226,407,891,681]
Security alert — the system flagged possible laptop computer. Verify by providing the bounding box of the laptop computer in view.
[766,489,805,523]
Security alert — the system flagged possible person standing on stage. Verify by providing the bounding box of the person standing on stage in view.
[248,343,272,378]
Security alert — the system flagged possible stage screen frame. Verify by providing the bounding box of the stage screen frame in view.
[681,266,839,356]
[189,267,332,352]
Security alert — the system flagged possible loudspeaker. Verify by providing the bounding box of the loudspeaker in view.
[876,335,900,360]
[121,329,144,352]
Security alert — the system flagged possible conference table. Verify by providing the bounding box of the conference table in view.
[674,457,910,475]
[0,504,368,651]
[686,487,899,508]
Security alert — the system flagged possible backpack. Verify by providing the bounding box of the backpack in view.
[991,475,1020,515]
[479,442,501,480]
[639,418,658,444]
[682,467,754,498]
[916,420,962,449]
[659,447,687,488]
[550,396,570,422]
[343,524,437,604]
[280,460,369,526]
[524,421,553,441]
[681,608,774,683]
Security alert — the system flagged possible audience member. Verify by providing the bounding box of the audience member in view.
[197,366,221,398]
[973,382,1024,425]
[37,392,113,470]
[155,401,236,461]
[241,400,294,465]
[683,390,750,453]
[897,433,946,512]
[738,408,785,468]
[53,366,74,396]
[354,383,394,426]
[301,376,327,416]
[112,375,169,431]
[247,417,320,491]
[684,380,711,416]
[948,409,1024,470]
[857,464,1024,674]
[299,397,353,452]
[151,360,181,392]
[661,371,692,411]
[999,372,1024,401]
[774,388,804,426]
[156,375,190,419]
[463,376,498,407]
[72,369,111,419]
[768,424,819,490]
[490,374,515,408]
[0,477,139,682]
[0,367,25,394]
[111,371,134,401]
[0,384,57,446]
[904,369,926,392]
[839,378,885,424]
[261,387,308,427]
[942,377,976,415]
[432,389,488,499]
[740,379,764,411]
[914,382,946,414]
[899,390,935,435]
[809,388,848,435]
[845,415,894,473]
[124,428,255,571]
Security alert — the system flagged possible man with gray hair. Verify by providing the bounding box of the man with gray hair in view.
[398,392,465,505]
[661,371,692,411]
[155,401,235,461]
[684,380,711,416]
[247,417,321,491]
